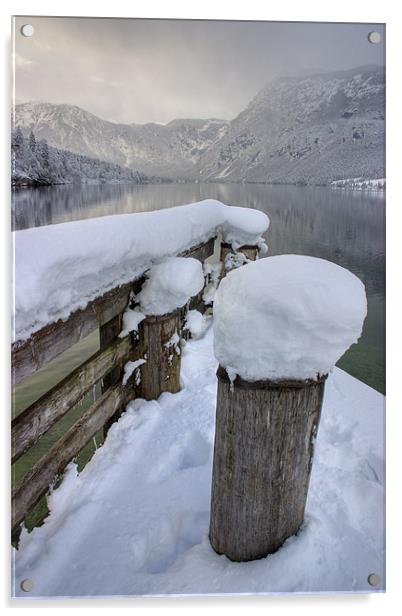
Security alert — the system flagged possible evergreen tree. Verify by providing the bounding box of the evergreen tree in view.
[28,131,36,152]
[12,127,25,152]
[11,126,150,186]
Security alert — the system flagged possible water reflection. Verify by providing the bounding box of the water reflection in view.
[12,182,385,393]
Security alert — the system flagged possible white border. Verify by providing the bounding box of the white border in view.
[1,1,401,613]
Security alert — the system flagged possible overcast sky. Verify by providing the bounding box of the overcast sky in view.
[13,17,385,125]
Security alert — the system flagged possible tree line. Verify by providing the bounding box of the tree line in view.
[11,127,151,186]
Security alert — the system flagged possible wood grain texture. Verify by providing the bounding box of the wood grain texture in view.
[12,281,136,386]
[209,366,327,562]
[181,236,216,262]
[100,314,125,438]
[12,383,132,529]
[11,336,132,464]
[137,309,182,401]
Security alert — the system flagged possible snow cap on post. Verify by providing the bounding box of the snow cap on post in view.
[213,255,367,382]
[219,206,269,250]
[138,256,204,316]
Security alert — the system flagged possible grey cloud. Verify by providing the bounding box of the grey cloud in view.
[14,16,385,124]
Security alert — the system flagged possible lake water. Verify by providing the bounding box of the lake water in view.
[12,182,385,397]
[11,181,385,531]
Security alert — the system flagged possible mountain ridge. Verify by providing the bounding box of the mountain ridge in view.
[14,65,385,185]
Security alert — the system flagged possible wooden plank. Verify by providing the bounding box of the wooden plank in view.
[12,382,131,529]
[181,236,216,262]
[209,367,327,562]
[12,238,217,386]
[12,281,136,386]
[11,336,132,464]
[100,314,124,390]
[100,314,125,438]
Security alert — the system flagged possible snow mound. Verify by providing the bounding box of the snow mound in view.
[220,206,270,250]
[138,257,204,316]
[13,200,269,343]
[213,255,367,381]
[119,306,145,338]
[184,310,211,339]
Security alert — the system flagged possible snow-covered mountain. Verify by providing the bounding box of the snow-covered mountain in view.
[14,65,385,184]
[11,128,152,186]
[13,103,229,179]
[197,65,385,184]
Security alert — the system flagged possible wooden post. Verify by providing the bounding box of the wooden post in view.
[209,366,327,562]
[220,242,258,263]
[137,308,182,401]
[220,242,258,279]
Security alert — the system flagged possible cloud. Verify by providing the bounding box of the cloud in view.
[13,17,385,125]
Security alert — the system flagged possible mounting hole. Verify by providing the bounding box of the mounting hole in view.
[20,24,34,37]
[368,31,381,44]
[367,573,380,587]
[20,578,33,592]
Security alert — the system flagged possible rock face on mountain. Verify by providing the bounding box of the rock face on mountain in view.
[197,65,385,184]
[14,65,385,184]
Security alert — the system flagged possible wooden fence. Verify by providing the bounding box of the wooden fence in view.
[11,236,216,533]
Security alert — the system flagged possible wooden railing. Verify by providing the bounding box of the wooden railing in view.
[11,236,217,532]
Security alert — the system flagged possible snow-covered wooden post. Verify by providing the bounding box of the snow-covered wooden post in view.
[209,255,367,562]
[138,310,182,400]
[219,207,269,279]
[119,257,205,401]
[220,242,258,278]
[220,243,258,263]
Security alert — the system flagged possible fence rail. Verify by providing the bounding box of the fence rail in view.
[11,236,216,532]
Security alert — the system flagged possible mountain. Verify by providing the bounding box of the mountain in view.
[197,65,385,184]
[11,128,153,187]
[13,103,229,179]
[14,65,385,185]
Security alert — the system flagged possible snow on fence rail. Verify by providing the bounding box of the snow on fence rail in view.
[13,200,269,344]
[11,201,269,534]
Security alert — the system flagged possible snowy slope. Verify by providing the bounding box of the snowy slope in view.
[13,327,385,597]
[198,65,385,184]
[11,129,150,186]
[13,102,229,179]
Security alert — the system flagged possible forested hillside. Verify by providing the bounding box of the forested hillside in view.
[11,128,152,186]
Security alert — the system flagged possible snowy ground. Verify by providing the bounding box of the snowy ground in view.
[331,178,386,191]
[13,325,385,598]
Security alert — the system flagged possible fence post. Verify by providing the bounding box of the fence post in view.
[209,254,367,562]
[220,242,258,279]
[136,308,183,401]
[209,367,326,561]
